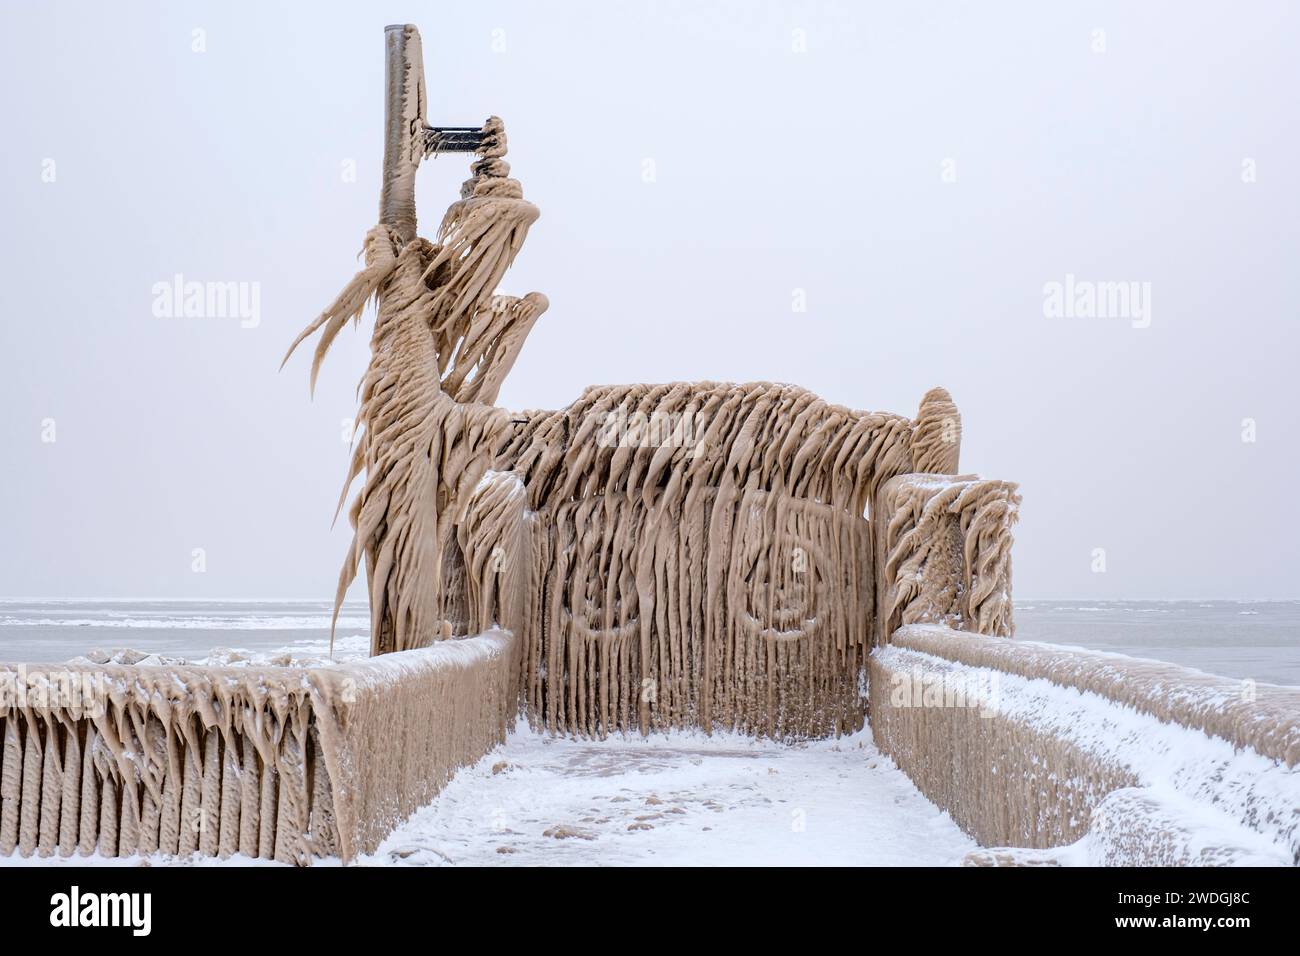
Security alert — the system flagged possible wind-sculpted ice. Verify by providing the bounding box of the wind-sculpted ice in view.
[495,382,918,738]
[284,118,546,656]
[876,474,1020,641]
[282,114,994,738]
[0,631,516,863]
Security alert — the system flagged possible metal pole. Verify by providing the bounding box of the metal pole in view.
[379,24,426,244]
[378,25,487,245]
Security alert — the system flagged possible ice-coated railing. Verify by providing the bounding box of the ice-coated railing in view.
[0,629,517,864]
[869,624,1300,866]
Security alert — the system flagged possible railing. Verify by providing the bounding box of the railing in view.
[0,629,517,864]
[869,624,1300,865]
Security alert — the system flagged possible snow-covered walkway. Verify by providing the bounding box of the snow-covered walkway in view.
[361,727,977,866]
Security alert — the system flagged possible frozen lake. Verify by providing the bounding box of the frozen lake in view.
[1,599,1296,686]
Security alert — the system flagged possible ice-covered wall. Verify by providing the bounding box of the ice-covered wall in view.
[0,629,517,864]
[870,624,1300,865]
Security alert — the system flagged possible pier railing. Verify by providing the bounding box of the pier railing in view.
[869,623,1300,865]
[0,629,517,864]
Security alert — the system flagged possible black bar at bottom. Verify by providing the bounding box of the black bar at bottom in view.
[0,862,1289,942]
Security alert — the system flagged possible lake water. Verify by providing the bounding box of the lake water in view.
[0,600,371,665]
[1014,600,1300,686]
[0,599,1296,687]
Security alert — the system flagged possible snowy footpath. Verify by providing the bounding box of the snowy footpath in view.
[360,728,977,867]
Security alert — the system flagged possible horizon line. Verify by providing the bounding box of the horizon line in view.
[0,596,1297,604]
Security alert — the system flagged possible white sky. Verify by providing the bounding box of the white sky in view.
[1,1,1297,600]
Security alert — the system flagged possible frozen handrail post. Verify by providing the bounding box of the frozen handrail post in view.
[380,23,484,243]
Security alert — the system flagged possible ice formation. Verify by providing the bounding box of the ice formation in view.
[499,382,913,738]
[282,102,1006,738]
[0,631,516,863]
[283,117,546,656]
[875,473,1020,641]
[3,25,1294,868]
[872,625,1300,865]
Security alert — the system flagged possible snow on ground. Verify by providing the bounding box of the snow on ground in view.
[360,727,977,867]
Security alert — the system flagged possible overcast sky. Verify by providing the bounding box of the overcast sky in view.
[1,1,1297,600]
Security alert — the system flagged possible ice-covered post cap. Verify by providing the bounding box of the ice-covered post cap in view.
[914,387,962,475]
